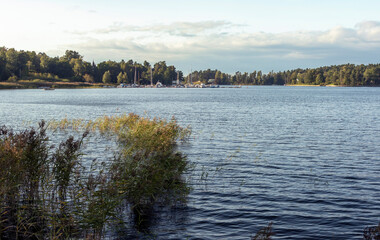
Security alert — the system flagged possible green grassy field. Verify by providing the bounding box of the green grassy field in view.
[0,80,108,89]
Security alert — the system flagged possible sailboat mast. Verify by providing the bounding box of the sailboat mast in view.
[190,69,192,84]
[150,67,153,86]
[134,66,137,85]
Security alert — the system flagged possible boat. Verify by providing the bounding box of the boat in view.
[155,81,164,88]
[39,87,55,90]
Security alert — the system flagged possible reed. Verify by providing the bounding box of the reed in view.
[51,113,192,218]
[0,121,50,239]
[1,114,191,238]
[251,222,274,240]
[0,121,117,239]
[110,115,191,209]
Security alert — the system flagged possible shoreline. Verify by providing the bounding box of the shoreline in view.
[0,80,107,90]
[284,84,322,87]
[1,81,378,90]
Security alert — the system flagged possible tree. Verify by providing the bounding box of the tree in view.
[61,50,82,62]
[163,66,176,85]
[102,70,111,84]
[39,53,50,73]
[26,61,33,72]
[5,48,19,77]
[363,66,380,85]
[257,71,262,84]
[153,61,168,84]
[117,72,128,84]
[1,45,380,86]
[315,73,324,85]
[0,48,8,80]
[83,74,94,83]
[98,60,120,83]
[70,58,85,78]
[214,70,221,84]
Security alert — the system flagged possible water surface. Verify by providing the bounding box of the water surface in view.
[1,86,379,239]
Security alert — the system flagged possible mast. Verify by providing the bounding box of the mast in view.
[134,66,137,85]
[190,69,192,84]
[150,67,153,86]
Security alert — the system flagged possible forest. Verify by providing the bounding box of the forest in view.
[1,46,379,86]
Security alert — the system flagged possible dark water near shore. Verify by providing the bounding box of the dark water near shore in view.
[1,86,379,239]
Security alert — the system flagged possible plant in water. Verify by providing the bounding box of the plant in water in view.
[113,115,190,203]
[252,222,274,240]
[0,122,111,239]
[363,222,380,240]
[1,114,191,238]
[50,114,191,205]
[49,131,88,238]
[76,159,122,239]
[49,114,192,229]
[0,121,50,239]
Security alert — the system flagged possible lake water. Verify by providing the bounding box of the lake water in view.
[0,86,379,239]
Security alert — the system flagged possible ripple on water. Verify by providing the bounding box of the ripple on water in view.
[0,87,379,239]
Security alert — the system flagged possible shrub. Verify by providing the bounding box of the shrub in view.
[7,75,18,82]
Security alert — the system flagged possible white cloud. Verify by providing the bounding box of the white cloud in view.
[284,51,320,60]
[58,20,380,73]
[318,26,357,44]
[355,21,380,42]
[71,20,238,37]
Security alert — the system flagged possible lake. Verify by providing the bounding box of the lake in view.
[0,86,379,239]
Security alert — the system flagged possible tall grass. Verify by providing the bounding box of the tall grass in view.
[0,121,50,239]
[1,114,191,238]
[51,113,192,222]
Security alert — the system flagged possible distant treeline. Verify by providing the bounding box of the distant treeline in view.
[0,47,180,85]
[188,64,380,86]
[1,47,379,86]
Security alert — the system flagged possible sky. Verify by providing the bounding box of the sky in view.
[1,0,380,73]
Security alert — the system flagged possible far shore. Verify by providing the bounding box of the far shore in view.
[0,80,107,90]
[284,84,345,87]
[1,80,376,90]
[284,84,322,87]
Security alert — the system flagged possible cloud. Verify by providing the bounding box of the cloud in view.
[64,21,380,73]
[355,21,380,42]
[71,20,239,37]
[148,21,238,37]
[318,26,357,44]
